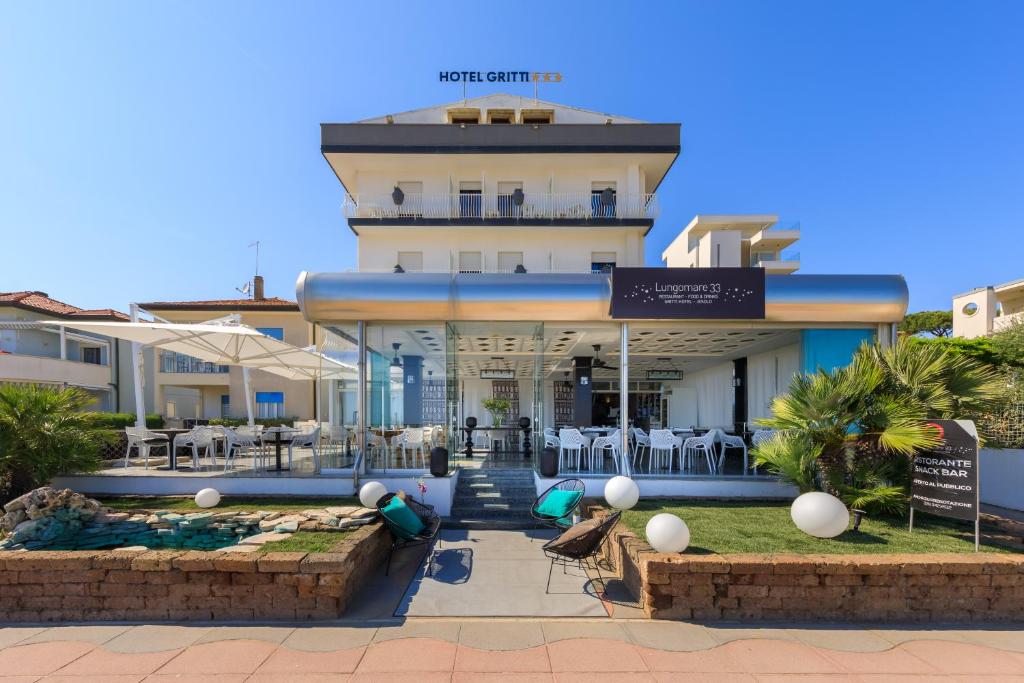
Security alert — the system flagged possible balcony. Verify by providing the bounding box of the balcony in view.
[994,310,1024,333]
[159,352,229,374]
[751,250,801,275]
[342,192,659,224]
[0,353,111,390]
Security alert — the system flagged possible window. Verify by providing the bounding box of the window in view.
[165,401,177,418]
[81,347,101,365]
[521,109,554,124]
[496,181,523,217]
[458,251,482,273]
[487,109,514,124]
[591,182,617,218]
[220,394,230,418]
[397,251,423,272]
[447,108,480,124]
[459,181,481,218]
[498,251,524,273]
[591,251,617,273]
[256,327,284,341]
[255,391,285,419]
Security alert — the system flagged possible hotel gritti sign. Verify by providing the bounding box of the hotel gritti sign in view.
[439,70,562,83]
[610,267,766,320]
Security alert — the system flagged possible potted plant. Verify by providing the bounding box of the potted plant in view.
[481,398,511,427]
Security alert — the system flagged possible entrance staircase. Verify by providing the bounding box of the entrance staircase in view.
[447,468,542,530]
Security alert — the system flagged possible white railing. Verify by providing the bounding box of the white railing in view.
[994,311,1024,332]
[343,192,659,220]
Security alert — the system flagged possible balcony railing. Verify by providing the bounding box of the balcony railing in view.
[160,351,229,374]
[751,251,801,267]
[343,192,659,221]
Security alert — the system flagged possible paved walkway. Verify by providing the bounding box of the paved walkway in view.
[0,620,1022,680]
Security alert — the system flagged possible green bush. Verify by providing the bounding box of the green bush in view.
[209,416,300,427]
[0,385,112,504]
[82,412,164,429]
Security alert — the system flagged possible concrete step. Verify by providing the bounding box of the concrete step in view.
[444,518,545,531]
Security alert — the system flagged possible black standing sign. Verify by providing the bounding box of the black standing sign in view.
[910,419,980,549]
[610,267,766,319]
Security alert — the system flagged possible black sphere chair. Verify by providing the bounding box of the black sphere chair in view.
[541,510,622,594]
[530,478,586,530]
[376,492,442,576]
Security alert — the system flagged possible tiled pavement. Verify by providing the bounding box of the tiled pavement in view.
[0,620,1022,680]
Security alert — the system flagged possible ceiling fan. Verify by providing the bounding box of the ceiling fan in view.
[591,344,619,371]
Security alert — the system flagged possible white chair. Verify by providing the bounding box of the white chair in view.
[629,427,652,471]
[365,430,388,466]
[174,426,216,470]
[558,428,589,472]
[396,427,426,468]
[682,431,717,473]
[648,429,680,473]
[288,426,321,472]
[589,429,622,473]
[124,427,169,469]
[224,427,259,472]
[714,429,750,475]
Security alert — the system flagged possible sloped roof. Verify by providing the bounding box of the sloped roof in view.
[139,297,299,311]
[0,291,129,320]
[357,93,646,124]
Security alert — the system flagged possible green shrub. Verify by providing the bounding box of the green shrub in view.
[0,385,112,504]
[209,416,300,427]
[82,412,164,429]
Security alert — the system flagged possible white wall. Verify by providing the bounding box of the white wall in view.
[980,448,1024,511]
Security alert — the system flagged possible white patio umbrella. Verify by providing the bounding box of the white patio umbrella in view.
[50,319,351,428]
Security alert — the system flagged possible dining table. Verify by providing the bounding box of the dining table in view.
[153,429,191,471]
[263,427,297,473]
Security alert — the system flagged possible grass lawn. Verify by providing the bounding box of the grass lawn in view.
[621,500,1016,555]
[98,496,360,513]
[257,530,354,553]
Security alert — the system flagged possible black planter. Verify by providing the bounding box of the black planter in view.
[430,447,449,477]
[540,446,558,478]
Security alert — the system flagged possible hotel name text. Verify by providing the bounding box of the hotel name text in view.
[439,71,562,83]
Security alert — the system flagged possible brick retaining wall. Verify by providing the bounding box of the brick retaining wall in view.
[0,522,390,622]
[591,509,1024,622]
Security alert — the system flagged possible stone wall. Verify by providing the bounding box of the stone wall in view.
[0,522,390,622]
[591,509,1024,622]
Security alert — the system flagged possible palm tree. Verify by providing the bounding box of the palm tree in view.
[0,385,109,503]
[754,339,1006,514]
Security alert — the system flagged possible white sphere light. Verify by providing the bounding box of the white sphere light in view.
[645,513,690,553]
[790,491,850,538]
[604,475,640,510]
[359,481,388,509]
[194,488,221,509]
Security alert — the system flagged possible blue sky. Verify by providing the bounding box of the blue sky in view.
[2,1,1021,313]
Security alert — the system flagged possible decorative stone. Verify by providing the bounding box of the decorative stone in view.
[274,521,299,533]
[238,532,293,546]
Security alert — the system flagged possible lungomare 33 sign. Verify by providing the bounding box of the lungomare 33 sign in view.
[610,267,766,320]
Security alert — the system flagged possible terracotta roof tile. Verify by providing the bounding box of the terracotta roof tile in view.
[139,297,299,311]
[0,291,128,320]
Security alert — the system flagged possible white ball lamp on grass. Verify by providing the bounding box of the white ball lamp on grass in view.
[359,481,388,509]
[194,488,221,509]
[645,513,690,553]
[604,475,640,510]
[790,491,850,538]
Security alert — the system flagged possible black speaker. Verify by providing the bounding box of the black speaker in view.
[540,446,558,478]
[430,447,449,477]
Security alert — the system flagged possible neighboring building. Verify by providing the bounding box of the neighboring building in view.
[953,277,1024,338]
[137,277,316,422]
[661,215,801,274]
[0,291,129,411]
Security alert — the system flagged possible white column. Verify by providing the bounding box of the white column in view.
[59,326,67,360]
[129,304,147,429]
[242,367,255,427]
[620,322,630,475]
